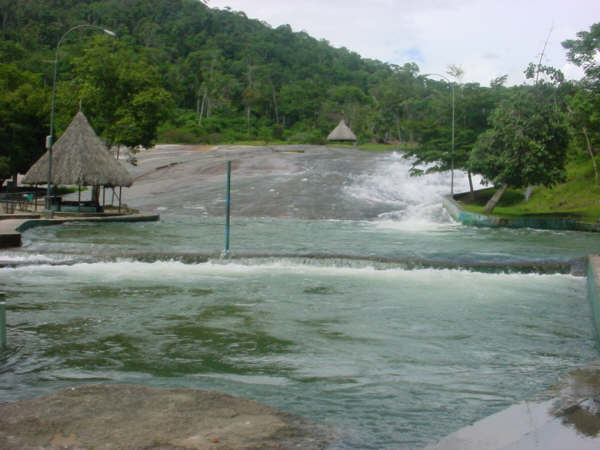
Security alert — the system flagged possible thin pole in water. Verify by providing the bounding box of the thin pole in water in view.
[222,160,232,258]
[0,300,6,350]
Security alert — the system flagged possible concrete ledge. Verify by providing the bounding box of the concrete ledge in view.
[427,258,600,449]
[0,213,160,248]
[587,255,600,341]
[0,214,41,220]
[442,195,600,232]
[0,232,21,248]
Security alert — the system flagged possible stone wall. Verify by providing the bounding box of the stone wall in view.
[587,255,600,343]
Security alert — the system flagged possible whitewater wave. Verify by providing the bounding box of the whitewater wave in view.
[0,258,577,284]
[346,152,482,227]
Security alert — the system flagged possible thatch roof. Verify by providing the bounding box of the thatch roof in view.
[23,112,133,187]
[327,120,357,142]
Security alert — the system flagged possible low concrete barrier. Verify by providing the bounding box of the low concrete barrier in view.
[587,255,600,342]
[0,232,21,248]
[442,195,600,232]
[0,214,160,249]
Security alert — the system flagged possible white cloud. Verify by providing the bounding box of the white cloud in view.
[208,0,600,85]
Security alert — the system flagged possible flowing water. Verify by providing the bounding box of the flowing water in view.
[1,146,600,449]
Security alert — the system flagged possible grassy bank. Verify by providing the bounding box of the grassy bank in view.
[458,157,600,222]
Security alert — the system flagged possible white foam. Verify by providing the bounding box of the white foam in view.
[374,204,462,232]
[1,259,576,285]
[347,152,483,228]
[0,253,68,263]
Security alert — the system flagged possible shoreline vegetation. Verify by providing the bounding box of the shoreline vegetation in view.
[456,156,600,223]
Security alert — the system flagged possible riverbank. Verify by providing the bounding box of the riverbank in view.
[443,194,600,232]
[453,157,600,223]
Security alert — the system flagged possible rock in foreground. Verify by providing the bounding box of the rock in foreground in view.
[0,384,329,449]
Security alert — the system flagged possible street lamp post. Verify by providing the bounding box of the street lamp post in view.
[423,73,455,196]
[45,24,117,213]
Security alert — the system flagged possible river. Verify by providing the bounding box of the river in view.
[1,145,599,449]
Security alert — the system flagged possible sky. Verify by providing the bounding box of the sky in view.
[207,0,600,86]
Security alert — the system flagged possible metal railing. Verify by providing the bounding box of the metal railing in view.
[0,192,40,213]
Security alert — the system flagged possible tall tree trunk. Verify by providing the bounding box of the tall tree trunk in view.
[196,87,201,123]
[199,90,208,126]
[395,114,402,142]
[246,106,251,137]
[467,171,474,198]
[268,79,279,125]
[583,127,599,185]
[1,10,8,39]
[246,63,254,137]
[484,185,507,214]
[272,88,279,125]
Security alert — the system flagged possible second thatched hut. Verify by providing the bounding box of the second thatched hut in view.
[327,120,357,143]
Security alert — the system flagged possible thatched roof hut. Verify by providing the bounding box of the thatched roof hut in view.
[23,111,133,187]
[327,120,357,142]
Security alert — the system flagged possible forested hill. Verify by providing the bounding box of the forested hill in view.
[3,0,599,214]
[1,0,421,144]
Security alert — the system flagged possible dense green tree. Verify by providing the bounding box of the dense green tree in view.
[369,63,422,143]
[3,0,583,180]
[562,23,600,82]
[567,85,600,184]
[401,73,502,194]
[67,35,174,149]
[469,85,569,212]
[0,63,48,185]
[562,23,600,184]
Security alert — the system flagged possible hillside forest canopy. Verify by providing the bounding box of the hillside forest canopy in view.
[1,0,599,212]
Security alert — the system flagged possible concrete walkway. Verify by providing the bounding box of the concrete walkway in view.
[0,213,159,249]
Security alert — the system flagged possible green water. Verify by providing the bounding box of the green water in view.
[2,149,600,448]
[1,216,599,449]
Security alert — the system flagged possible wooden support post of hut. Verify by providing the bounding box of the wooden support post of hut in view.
[327,120,358,146]
[22,111,133,214]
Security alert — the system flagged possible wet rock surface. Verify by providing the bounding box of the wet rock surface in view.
[549,362,600,438]
[426,363,600,450]
[0,384,330,449]
[126,144,398,220]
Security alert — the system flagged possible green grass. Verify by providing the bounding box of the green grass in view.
[458,156,600,222]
